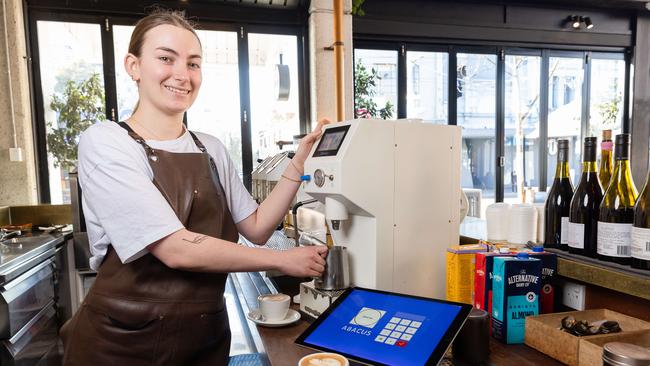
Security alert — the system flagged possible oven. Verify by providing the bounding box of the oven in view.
[0,257,58,366]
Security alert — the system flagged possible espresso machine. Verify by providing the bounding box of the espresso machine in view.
[298,119,461,316]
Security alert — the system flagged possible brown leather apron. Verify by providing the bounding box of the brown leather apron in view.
[61,122,239,366]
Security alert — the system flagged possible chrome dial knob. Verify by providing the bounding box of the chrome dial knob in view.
[314,169,326,187]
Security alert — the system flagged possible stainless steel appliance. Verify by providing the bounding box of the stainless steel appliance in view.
[68,171,96,313]
[0,235,64,366]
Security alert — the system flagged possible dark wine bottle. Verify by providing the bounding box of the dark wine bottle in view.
[545,139,574,250]
[568,137,603,257]
[597,133,638,265]
[632,167,650,271]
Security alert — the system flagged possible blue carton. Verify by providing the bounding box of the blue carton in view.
[491,254,542,344]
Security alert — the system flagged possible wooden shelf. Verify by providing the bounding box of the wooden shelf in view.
[548,249,650,301]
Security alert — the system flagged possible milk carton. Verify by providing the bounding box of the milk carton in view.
[446,244,488,304]
[474,251,513,313]
[491,253,542,344]
[528,247,557,314]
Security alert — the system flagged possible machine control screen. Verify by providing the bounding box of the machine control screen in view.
[313,125,350,157]
[296,287,472,365]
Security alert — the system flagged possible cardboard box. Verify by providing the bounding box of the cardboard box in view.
[528,251,557,314]
[446,244,488,304]
[525,309,650,366]
[578,329,650,366]
[474,252,512,313]
[492,255,542,344]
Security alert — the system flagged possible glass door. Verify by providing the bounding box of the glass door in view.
[406,51,448,124]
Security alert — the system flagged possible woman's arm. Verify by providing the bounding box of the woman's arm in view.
[149,228,327,276]
[236,118,331,244]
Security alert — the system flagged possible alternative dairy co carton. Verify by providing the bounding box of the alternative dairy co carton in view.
[474,252,513,314]
[492,253,542,344]
[446,244,488,304]
[528,248,557,314]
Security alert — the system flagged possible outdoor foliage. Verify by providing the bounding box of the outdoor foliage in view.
[354,62,394,119]
[46,73,106,170]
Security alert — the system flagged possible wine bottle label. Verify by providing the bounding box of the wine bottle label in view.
[560,217,569,245]
[597,222,632,257]
[568,222,585,249]
[631,226,650,261]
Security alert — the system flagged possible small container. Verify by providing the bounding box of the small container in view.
[603,342,650,366]
[452,308,490,365]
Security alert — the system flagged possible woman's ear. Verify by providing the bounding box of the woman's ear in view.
[124,53,140,82]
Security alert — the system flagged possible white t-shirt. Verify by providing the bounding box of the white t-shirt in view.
[77,122,258,270]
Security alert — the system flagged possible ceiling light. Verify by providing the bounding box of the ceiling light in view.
[571,15,581,29]
[583,17,593,29]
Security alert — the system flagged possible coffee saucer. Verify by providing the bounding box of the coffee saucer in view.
[247,308,301,327]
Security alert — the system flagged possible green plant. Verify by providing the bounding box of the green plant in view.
[46,73,106,170]
[354,62,394,119]
[352,0,366,16]
[597,95,621,127]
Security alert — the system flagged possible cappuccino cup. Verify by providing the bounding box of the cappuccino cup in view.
[258,293,290,321]
[298,352,349,366]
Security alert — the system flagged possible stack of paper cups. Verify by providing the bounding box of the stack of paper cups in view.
[507,204,538,245]
[535,204,545,243]
[486,203,511,241]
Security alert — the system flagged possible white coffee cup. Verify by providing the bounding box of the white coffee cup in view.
[298,352,349,366]
[258,293,290,321]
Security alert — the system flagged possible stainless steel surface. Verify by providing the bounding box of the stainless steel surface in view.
[0,259,55,339]
[314,246,349,291]
[1,304,58,366]
[0,230,20,242]
[0,234,63,284]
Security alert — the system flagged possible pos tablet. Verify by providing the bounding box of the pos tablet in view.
[295,287,472,366]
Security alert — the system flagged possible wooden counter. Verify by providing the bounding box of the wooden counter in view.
[253,305,564,366]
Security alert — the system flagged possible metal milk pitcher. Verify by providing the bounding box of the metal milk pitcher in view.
[314,246,350,290]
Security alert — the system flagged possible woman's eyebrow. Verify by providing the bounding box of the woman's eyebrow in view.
[156,46,202,59]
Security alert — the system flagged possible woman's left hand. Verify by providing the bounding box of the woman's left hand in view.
[291,118,331,173]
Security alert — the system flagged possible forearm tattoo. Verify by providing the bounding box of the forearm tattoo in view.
[182,235,209,244]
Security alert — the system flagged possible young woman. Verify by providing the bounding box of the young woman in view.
[61,9,328,365]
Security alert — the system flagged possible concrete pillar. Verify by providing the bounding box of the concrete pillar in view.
[308,0,354,127]
[0,0,38,204]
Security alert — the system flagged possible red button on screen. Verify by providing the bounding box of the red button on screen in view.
[396,340,408,347]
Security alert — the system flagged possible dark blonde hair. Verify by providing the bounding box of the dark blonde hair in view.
[128,9,201,115]
[129,8,201,57]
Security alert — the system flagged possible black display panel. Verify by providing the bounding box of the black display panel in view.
[312,125,351,157]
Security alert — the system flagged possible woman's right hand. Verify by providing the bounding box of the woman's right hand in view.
[276,245,328,277]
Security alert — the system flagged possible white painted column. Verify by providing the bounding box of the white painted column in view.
[308,0,354,127]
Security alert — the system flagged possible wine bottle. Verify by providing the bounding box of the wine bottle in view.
[599,130,613,191]
[632,168,650,271]
[597,133,638,265]
[544,139,574,250]
[568,137,603,257]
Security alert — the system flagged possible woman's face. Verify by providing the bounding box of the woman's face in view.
[128,24,202,116]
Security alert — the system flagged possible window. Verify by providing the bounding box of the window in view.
[248,33,300,166]
[36,21,104,204]
[187,30,243,173]
[354,49,398,119]
[504,55,541,204]
[547,56,583,186]
[457,53,497,217]
[353,42,629,210]
[113,25,138,121]
[406,51,448,124]
[30,11,308,201]
[589,58,625,137]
